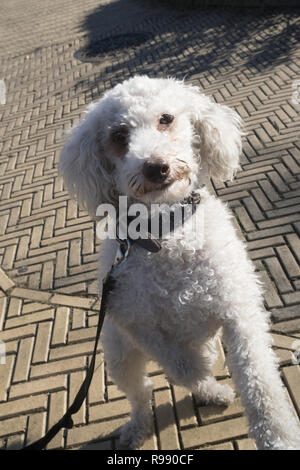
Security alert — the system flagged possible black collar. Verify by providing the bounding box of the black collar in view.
[117,190,202,254]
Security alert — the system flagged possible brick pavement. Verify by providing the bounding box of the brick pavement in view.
[0,0,299,450]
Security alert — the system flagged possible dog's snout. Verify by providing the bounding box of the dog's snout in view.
[143,159,170,183]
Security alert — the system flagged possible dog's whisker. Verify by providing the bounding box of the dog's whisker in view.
[175,158,187,166]
[128,176,135,186]
[128,174,139,188]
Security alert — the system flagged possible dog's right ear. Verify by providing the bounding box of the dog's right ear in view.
[59,103,116,218]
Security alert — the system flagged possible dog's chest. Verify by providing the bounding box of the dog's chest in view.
[107,239,221,339]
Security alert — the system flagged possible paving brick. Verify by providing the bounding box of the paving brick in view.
[181,416,249,448]
[272,332,300,350]
[47,390,67,449]
[243,196,265,222]
[172,386,197,429]
[5,308,55,329]
[69,369,87,426]
[72,308,86,329]
[257,271,283,309]
[50,293,96,309]
[32,320,52,364]
[258,213,300,229]
[234,206,256,232]
[11,287,51,302]
[154,389,180,450]
[198,381,244,425]
[0,415,27,438]
[0,267,14,292]
[249,247,274,260]
[89,398,131,423]
[272,318,300,334]
[0,355,15,401]
[0,323,36,342]
[6,433,25,450]
[247,236,285,251]
[26,411,47,447]
[282,291,300,306]
[66,417,128,447]
[10,374,67,399]
[247,225,293,241]
[68,325,97,343]
[282,366,300,415]
[55,249,68,279]
[30,355,86,379]
[49,339,101,360]
[12,336,34,382]
[0,394,47,420]
[258,179,281,202]
[235,438,257,450]
[0,296,7,329]
[286,234,300,265]
[88,353,105,405]
[200,441,235,450]
[75,439,113,450]
[51,306,70,346]
[276,245,300,279]
[266,204,300,219]
[7,297,22,318]
[264,257,293,294]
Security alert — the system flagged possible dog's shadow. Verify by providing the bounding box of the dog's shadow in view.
[1,394,240,450]
[79,393,240,450]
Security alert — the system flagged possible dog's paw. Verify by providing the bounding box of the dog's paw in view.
[212,383,236,406]
[119,416,152,450]
[195,379,236,406]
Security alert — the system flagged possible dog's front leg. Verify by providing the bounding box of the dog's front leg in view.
[123,324,231,403]
[223,316,300,450]
[123,324,207,388]
[102,321,153,449]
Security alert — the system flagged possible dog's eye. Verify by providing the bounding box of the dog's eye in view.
[111,127,128,146]
[159,114,174,125]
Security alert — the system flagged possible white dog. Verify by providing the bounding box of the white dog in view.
[59,76,300,450]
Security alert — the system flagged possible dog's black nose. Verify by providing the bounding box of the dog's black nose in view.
[143,159,170,183]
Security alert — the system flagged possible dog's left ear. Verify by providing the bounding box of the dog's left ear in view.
[189,87,244,182]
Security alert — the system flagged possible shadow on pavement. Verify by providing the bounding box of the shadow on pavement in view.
[76,1,299,90]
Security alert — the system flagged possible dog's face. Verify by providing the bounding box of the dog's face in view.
[100,77,200,205]
[60,76,243,215]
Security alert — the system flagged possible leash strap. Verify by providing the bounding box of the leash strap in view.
[21,190,201,450]
[21,273,115,451]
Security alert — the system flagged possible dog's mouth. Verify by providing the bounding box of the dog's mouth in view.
[129,177,193,206]
[127,174,175,197]
[143,179,175,194]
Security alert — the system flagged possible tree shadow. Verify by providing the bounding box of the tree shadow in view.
[73,0,299,98]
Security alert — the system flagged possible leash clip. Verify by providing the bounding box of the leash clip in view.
[115,219,132,265]
[115,236,131,265]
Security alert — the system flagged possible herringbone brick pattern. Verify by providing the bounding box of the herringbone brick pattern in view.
[0,0,299,450]
[1,267,300,450]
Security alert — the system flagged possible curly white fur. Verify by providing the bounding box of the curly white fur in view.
[60,76,300,450]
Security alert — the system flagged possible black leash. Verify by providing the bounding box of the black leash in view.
[21,272,115,451]
[21,190,201,450]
